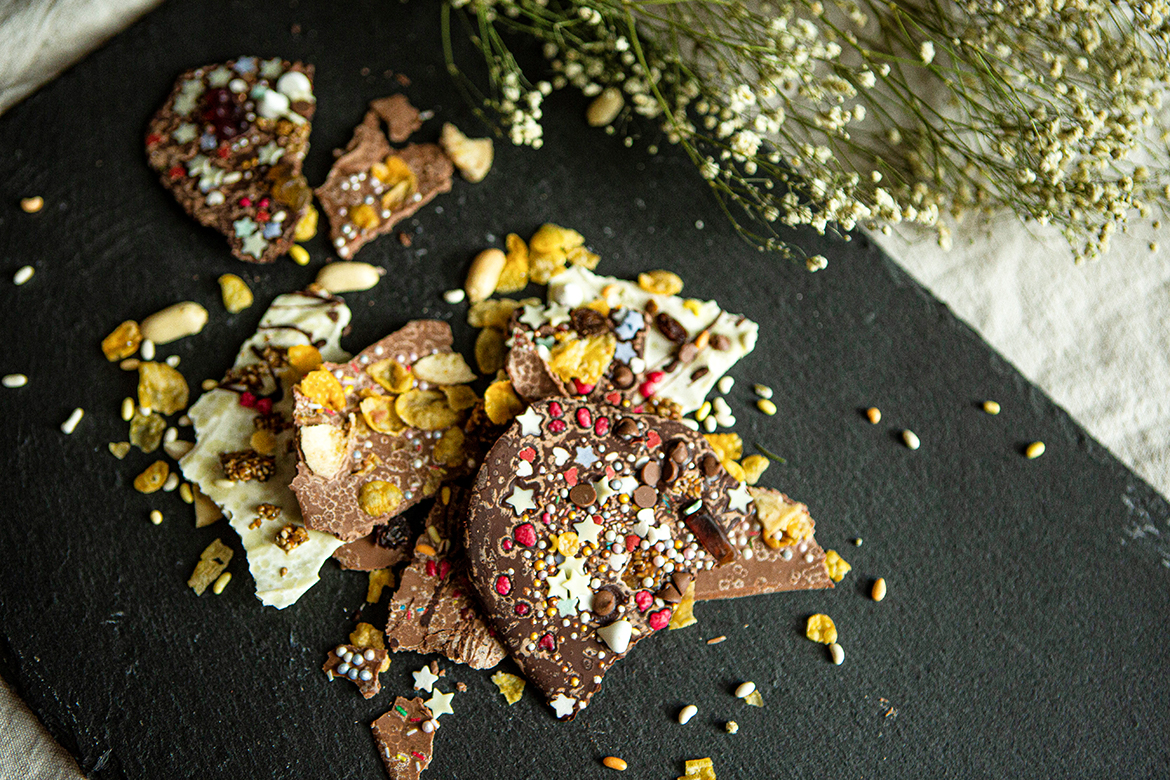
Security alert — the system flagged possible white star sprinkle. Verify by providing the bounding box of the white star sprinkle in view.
[260,57,284,80]
[519,305,547,329]
[592,477,616,505]
[506,486,536,516]
[171,123,197,144]
[412,666,440,693]
[549,694,577,719]
[544,302,571,327]
[546,565,572,602]
[207,66,232,87]
[563,570,594,605]
[515,407,543,437]
[425,689,454,718]
[559,555,588,579]
[574,446,598,468]
[241,231,269,259]
[257,140,284,166]
[728,482,753,513]
[554,594,579,617]
[573,516,603,546]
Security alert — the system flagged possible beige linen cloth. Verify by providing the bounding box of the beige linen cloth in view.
[3,2,1169,778]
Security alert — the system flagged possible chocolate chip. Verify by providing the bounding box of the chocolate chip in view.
[569,484,597,507]
[656,582,683,604]
[711,333,731,351]
[669,441,690,463]
[571,307,607,337]
[691,366,710,381]
[678,342,699,363]
[639,461,661,486]
[656,312,688,344]
[663,459,680,483]
[701,454,720,477]
[612,364,635,389]
[615,418,639,439]
[592,589,615,616]
[671,571,694,593]
[633,485,658,508]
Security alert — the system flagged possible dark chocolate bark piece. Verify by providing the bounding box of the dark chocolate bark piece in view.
[464,399,751,719]
[290,320,478,543]
[384,486,508,669]
[145,57,315,263]
[693,487,832,600]
[371,697,435,780]
[323,643,391,699]
[316,94,454,259]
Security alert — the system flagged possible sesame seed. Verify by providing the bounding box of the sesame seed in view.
[982,400,1001,415]
[60,408,84,434]
[179,483,194,504]
[162,473,180,492]
[678,704,698,724]
[212,572,232,594]
[872,577,887,602]
[829,642,845,665]
[757,399,777,416]
[165,355,181,368]
[201,379,218,391]
[149,510,163,525]
[12,265,34,285]
[1026,441,1045,459]
[120,397,135,420]
[735,681,756,698]
[2,373,28,388]
[140,339,156,360]
[164,427,178,444]
[753,383,773,399]
[902,429,920,450]
[443,288,466,304]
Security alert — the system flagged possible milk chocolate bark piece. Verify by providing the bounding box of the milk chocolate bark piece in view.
[385,486,507,669]
[464,399,751,720]
[371,697,435,780]
[323,643,391,698]
[146,57,316,263]
[316,94,454,259]
[504,301,648,407]
[693,488,832,600]
[290,320,477,543]
[333,530,407,571]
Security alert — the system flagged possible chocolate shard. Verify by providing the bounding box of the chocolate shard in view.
[384,486,508,670]
[290,320,478,543]
[323,643,390,699]
[682,508,736,566]
[332,531,408,571]
[464,399,750,720]
[316,94,453,259]
[371,697,434,780]
[693,488,832,600]
[146,57,316,264]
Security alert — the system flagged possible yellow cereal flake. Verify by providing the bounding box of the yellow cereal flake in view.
[749,488,814,548]
[217,274,254,313]
[360,394,407,434]
[412,352,477,385]
[667,581,698,630]
[682,299,704,317]
[300,368,347,411]
[137,361,189,415]
[484,380,525,425]
[134,460,169,493]
[566,245,600,269]
[293,203,318,241]
[740,454,770,485]
[467,298,524,329]
[704,433,744,463]
[108,441,131,459]
[433,426,466,466]
[443,384,478,413]
[129,411,166,453]
[287,344,323,374]
[529,223,585,254]
[824,550,852,582]
[581,298,610,317]
[556,531,580,557]
[744,690,764,707]
[475,327,507,374]
[547,333,616,387]
[377,156,417,210]
[491,671,526,705]
[366,358,414,394]
[638,269,684,296]
[722,459,747,483]
[806,613,838,644]
[680,757,716,780]
[351,203,380,231]
[350,621,387,649]
[528,224,586,284]
[495,233,530,293]
[101,320,143,361]
[366,570,395,603]
[358,480,405,517]
[528,249,568,284]
[395,389,461,430]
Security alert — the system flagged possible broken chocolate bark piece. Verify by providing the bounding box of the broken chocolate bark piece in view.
[323,643,391,699]
[384,486,507,669]
[333,530,410,571]
[464,399,750,720]
[316,94,454,259]
[290,321,479,543]
[146,57,316,263]
[693,488,832,600]
[371,697,435,780]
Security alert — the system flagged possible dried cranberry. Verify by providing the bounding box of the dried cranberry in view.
[199,88,249,142]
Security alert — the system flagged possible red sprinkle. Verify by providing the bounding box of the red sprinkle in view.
[439,560,452,580]
[548,401,564,418]
[256,209,270,222]
[645,430,661,449]
[572,379,595,395]
[576,407,593,428]
[425,560,438,578]
[216,145,230,159]
[146,133,163,147]
[549,419,567,434]
[634,590,653,612]
[239,391,257,408]
[167,165,185,179]
[541,512,553,525]
[258,197,271,209]
[605,391,622,405]
[255,397,273,414]
[514,602,531,616]
[564,467,578,487]
[594,417,610,436]
[239,196,252,208]
[648,608,673,630]
[625,535,639,552]
[495,574,512,596]
[514,523,537,547]
[411,751,427,761]
[518,447,536,462]
[538,633,556,651]
[502,538,514,552]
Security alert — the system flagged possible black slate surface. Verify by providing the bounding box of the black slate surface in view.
[1,1,1168,778]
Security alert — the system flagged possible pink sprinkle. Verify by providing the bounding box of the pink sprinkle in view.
[541,512,552,525]
[625,535,639,552]
[548,401,563,418]
[549,419,567,434]
[515,602,530,616]
[576,407,592,428]
[564,467,578,487]
[538,633,556,651]
[514,523,537,547]
[239,196,252,208]
[645,430,660,448]
[594,417,610,436]
[439,560,452,580]
[258,197,271,209]
[495,575,511,596]
[239,391,256,408]
[648,608,673,630]
[605,391,621,405]
[502,538,514,552]
[634,590,653,612]
[518,447,536,462]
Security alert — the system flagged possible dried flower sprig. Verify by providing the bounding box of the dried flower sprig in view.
[443,0,1170,264]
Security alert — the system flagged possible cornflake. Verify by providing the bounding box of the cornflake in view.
[495,233,530,293]
[358,480,405,518]
[680,757,717,780]
[824,549,852,582]
[474,327,507,374]
[638,269,684,296]
[395,389,460,430]
[740,454,769,485]
[129,411,167,453]
[805,613,838,644]
[484,380,524,425]
[366,570,395,603]
[300,368,347,411]
[350,621,387,649]
[101,321,142,362]
[133,461,169,493]
[218,274,254,313]
[137,361,189,415]
[491,671,526,705]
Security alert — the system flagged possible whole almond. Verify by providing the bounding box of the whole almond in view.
[140,302,209,344]
[465,248,506,303]
[315,261,383,293]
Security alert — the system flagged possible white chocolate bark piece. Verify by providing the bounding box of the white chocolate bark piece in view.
[181,290,351,608]
[548,266,758,413]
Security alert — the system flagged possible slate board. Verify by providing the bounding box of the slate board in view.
[1,1,1168,778]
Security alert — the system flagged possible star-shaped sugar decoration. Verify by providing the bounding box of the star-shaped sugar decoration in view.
[613,341,637,364]
[614,308,643,340]
[198,166,226,193]
[550,694,577,719]
[614,476,638,496]
[207,66,233,87]
[592,477,616,505]
[260,57,284,80]
[546,565,572,602]
[519,305,547,329]
[233,216,258,238]
[234,56,257,74]
[257,140,284,166]
[632,507,655,537]
[544,302,571,327]
[573,516,603,546]
[554,594,579,617]
[560,555,588,579]
[172,123,197,144]
[242,231,269,259]
[425,689,454,718]
[515,407,542,437]
[728,482,753,513]
[574,446,598,468]
[412,665,440,693]
[506,485,536,516]
[186,155,212,177]
[173,79,204,115]
[563,570,594,605]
